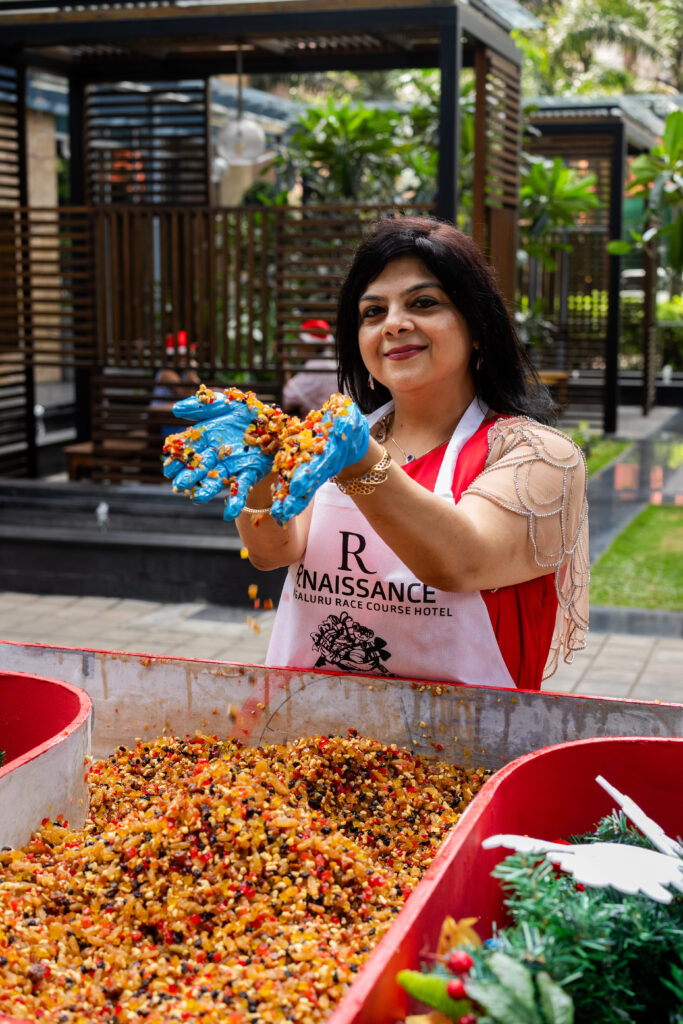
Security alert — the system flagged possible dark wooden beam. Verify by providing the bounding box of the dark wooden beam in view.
[436,10,461,223]
[0,5,454,47]
[16,65,37,478]
[70,48,445,83]
[605,120,625,435]
[68,75,92,444]
[458,3,519,63]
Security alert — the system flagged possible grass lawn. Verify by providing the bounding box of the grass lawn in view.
[590,505,683,611]
[585,439,631,476]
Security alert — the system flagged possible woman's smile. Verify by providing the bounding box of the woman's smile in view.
[385,344,427,360]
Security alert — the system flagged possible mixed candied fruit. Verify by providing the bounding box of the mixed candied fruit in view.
[0,732,488,1023]
[163,385,352,512]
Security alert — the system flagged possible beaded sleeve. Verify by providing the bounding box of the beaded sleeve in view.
[465,417,589,679]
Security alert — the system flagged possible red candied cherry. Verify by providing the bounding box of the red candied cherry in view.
[446,950,474,974]
[446,978,467,1000]
[457,1016,478,1024]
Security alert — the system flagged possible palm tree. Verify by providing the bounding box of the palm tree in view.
[515,0,663,95]
[650,0,683,91]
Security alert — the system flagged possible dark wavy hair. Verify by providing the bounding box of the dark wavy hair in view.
[335,216,556,424]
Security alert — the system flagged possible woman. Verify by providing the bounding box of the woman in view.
[167,218,588,690]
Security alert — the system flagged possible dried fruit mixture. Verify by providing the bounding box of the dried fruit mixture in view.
[0,733,488,1024]
[163,386,355,514]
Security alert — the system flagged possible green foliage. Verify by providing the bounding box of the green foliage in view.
[565,420,599,458]
[519,155,601,271]
[564,421,631,476]
[662,955,683,1006]
[568,809,657,849]
[397,809,683,1024]
[513,0,665,96]
[656,295,683,370]
[492,850,683,1023]
[589,504,683,610]
[270,94,436,205]
[608,109,683,273]
[465,951,574,1024]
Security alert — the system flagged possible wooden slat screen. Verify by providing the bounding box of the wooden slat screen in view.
[523,133,615,411]
[273,203,435,375]
[0,354,30,477]
[472,48,520,300]
[85,81,209,206]
[0,70,31,475]
[0,66,20,209]
[0,206,97,368]
[0,202,439,481]
[484,52,521,213]
[95,205,275,379]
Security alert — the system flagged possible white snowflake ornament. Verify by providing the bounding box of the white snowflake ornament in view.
[482,776,683,905]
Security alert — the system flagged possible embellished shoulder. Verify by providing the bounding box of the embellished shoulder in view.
[466,416,589,680]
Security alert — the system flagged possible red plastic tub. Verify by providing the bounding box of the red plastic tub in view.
[0,670,92,849]
[327,736,683,1024]
[0,642,682,1024]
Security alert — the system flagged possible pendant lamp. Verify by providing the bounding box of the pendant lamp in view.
[216,43,266,166]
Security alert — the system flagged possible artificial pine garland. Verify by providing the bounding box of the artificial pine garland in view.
[398,810,683,1024]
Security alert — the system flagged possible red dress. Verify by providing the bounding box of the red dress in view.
[404,416,557,691]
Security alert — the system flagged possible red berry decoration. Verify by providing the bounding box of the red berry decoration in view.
[457,1016,478,1024]
[446,950,474,974]
[446,977,467,1000]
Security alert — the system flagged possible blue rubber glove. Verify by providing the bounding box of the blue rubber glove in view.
[162,386,282,520]
[270,397,369,524]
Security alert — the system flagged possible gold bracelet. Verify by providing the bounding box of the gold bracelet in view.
[242,504,273,516]
[333,447,392,495]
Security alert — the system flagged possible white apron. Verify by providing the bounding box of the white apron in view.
[266,398,515,688]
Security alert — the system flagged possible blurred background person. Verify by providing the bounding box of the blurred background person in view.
[281,318,339,416]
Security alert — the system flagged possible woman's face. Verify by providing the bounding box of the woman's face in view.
[357,256,475,401]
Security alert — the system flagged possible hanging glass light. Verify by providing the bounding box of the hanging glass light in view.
[216,43,266,166]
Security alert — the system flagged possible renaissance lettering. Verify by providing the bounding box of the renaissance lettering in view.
[294,565,437,604]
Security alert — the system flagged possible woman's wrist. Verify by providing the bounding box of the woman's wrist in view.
[334,437,385,482]
[239,473,277,515]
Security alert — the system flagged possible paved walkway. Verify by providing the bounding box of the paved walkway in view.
[1,587,681,706]
[1,404,681,706]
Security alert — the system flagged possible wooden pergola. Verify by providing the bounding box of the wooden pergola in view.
[0,0,527,480]
[526,96,663,434]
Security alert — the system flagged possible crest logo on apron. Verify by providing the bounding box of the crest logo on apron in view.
[310,612,393,675]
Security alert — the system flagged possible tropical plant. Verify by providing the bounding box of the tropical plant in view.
[607,109,683,273]
[266,71,473,215]
[271,95,423,204]
[519,153,601,270]
[514,0,663,95]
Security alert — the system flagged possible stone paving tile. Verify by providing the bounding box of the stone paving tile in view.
[630,680,683,703]
[161,634,259,661]
[8,593,83,612]
[593,644,652,663]
[652,638,683,651]
[0,591,44,608]
[544,674,578,694]
[599,635,657,653]
[646,647,683,665]
[78,632,190,655]
[211,646,270,665]
[83,599,166,625]
[573,676,637,698]
[0,610,48,635]
[133,603,210,628]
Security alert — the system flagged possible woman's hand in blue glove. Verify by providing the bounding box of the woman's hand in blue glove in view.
[270,395,369,523]
[162,385,285,520]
